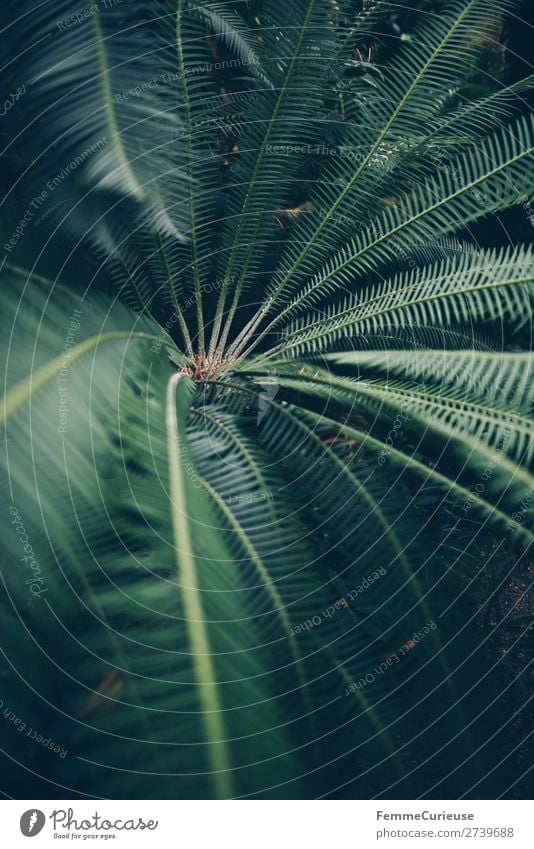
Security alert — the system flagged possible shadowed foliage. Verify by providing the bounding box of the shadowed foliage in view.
[0,0,532,799]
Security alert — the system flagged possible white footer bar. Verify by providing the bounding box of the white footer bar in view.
[1,799,531,848]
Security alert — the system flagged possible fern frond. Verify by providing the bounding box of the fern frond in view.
[269,245,534,357]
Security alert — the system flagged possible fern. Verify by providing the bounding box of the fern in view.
[1,0,532,800]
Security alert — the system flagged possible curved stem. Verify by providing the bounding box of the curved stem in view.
[166,372,233,799]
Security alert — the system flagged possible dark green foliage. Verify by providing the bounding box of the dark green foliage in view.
[0,0,532,799]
